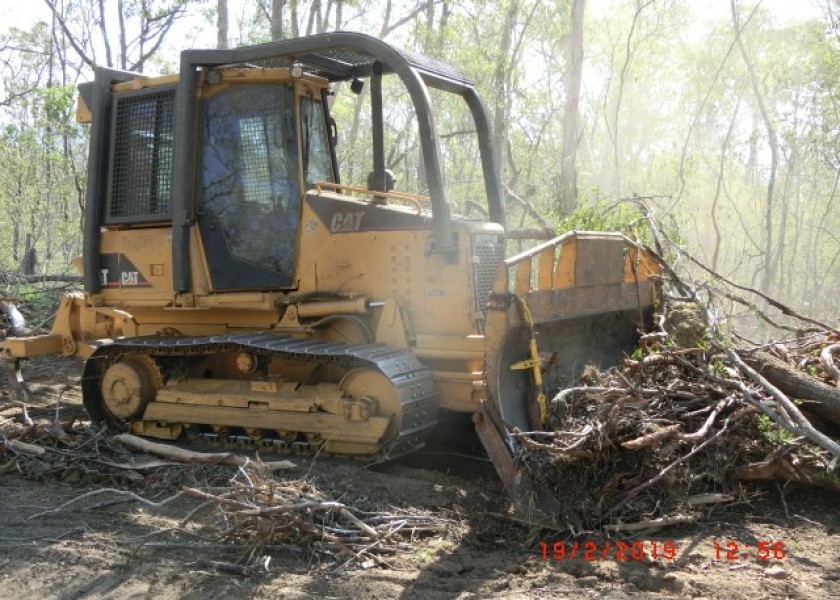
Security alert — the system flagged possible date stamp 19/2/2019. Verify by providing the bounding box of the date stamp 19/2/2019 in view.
[539,540,788,562]
[539,541,678,562]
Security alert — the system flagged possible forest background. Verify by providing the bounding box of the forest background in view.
[1,0,838,327]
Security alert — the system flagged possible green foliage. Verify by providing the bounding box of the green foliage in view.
[753,414,796,445]
[0,24,87,276]
[554,200,647,239]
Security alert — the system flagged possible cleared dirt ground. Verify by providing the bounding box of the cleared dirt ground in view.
[1,355,838,599]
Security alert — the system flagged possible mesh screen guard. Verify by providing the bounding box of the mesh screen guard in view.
[107,89,175,222]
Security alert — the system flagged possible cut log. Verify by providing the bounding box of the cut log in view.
[820,344,840,387]
[734,455,840,493]
[740,350,840,426]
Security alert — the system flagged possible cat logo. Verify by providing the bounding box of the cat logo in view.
[330,211,365,233]
[120,271,142,286]
[99,253,152,288]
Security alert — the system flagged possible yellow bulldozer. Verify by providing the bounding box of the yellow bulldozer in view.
[1,32,659,527]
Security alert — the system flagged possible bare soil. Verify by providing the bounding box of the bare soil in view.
[1,355,839,599]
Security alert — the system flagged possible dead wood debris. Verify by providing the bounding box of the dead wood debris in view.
[0,421,453,570]
[519,328,840,533]
[514,205,840,534]
[176,466,452,570]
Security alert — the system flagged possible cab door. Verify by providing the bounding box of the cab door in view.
[197,83,301,290]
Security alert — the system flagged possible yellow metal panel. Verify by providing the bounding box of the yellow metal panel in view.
[141,402,389,445]
[112,74,179,92]
[553,237,577,288]
[75,94,92,123]
[415,334,485,351]
[2,334,63,358]
[514,260,532,295]
[537,247,555,290]
[492,263,509,294]
[413,348,484,361]
[434,379,480,413]
[623,245,661,283]
[99,227,173,302]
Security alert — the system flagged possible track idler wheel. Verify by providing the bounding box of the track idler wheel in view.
[100,355,159,421]
[338,368,402,447]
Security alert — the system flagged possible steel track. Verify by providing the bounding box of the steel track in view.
[81,332,439,460]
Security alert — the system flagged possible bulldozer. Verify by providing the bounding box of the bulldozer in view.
[1,32,659,527]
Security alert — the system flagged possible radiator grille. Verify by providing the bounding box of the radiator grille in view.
[108,89,175,221]
[472,233,506,331]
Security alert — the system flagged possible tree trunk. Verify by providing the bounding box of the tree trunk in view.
[559,0,585,214]
[734,455,840,493]
[711,96,741,271]
[609,0,653,197]
[740,351,840,426]
[491,0,519,179]
[217,0,229,49]
[731,0,779,295]
[99,0,114,67]
[271,0,284,41]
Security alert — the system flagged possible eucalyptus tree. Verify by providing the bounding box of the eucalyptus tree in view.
[560,0,586,213]
[0,21,85,274]
[42,0,198,72]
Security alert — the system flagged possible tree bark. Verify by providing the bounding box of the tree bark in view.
[491,0,519,178]
[217,0,229,49]
[271,0,284,41]
[559,0,585,214]
[734,455,840,493]
[710,96,741,271]
[740,350,840,426]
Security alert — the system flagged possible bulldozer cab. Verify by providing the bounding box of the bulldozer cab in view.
[77,32,505,296]
[80,60,337,292]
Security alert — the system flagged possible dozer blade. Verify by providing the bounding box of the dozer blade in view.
[473,400,563,528]
[479,231,660,529]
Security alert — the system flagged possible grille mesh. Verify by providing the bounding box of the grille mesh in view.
[238,118,275,204]
[472,233,506,331]
[109,90,174,220]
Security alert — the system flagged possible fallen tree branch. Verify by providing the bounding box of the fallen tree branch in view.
[621,424,681,450]
[113,434,296,471]
[29,489,184,519]
[605,417,732,519]
[638,212,840,335]
[685,493,734,506]
[604,512,700,533]
[192,558,253,577]
[721,347,840,459]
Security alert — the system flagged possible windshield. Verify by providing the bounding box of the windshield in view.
[199,83,300,284]
[300,95,334,188]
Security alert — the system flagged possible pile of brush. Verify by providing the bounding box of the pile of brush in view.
[513,224,840,534]
[517,317,839,533]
